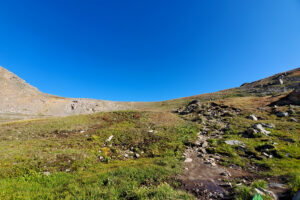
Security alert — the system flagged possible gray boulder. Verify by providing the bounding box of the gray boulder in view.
[252,124,271,136]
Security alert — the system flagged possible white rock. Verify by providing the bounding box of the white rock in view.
[225,140,245,146]
[135,153,140,158]
[43,171,51,176]
[184,158,193,163]
[253,124,271,136]
[106,135,114,142]
[248,114,258,121]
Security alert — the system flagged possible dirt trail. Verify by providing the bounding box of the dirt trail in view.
[176,100,291,199]
[179,125,248,200]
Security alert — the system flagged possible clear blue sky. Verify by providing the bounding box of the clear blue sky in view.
[0,0,299,101]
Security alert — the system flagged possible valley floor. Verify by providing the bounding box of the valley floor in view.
[0,95,299,200]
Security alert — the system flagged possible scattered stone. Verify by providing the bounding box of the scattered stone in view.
[268,182,287,189]
[278,78,284,85]
[199,148,207,154]
[178,100,200,115]
[276,112,289,117]
[248,114,258,121]
[204,160,216,166]
[225,140,245,146]
[220,171,231,177]
[106,135,114,142]
[134,153,140,158]
[261,123,275,129]
[201,141,208,148]
[43,171,51,176]
[219,182,232,188]
[184,158,193,163]
[290,118,297,122]
[255,188,278,200]
[252,124,271,136]
[262,152,273,158]
[245,128,258,138]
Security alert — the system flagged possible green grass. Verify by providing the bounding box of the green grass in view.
[0,111,199,199]
[207,106,300,196]
[234,180,272,200]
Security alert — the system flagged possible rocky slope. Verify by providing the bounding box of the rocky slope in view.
[0,66,143,119]
[0,66,299,199]
[0,66,299,122]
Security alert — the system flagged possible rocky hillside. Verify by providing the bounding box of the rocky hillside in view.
[1,66,299,122]
[0,66,299,199]
[0,66,144,120]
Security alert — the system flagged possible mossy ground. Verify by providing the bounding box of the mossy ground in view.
[205,98,300,198]
[0,111,199,200]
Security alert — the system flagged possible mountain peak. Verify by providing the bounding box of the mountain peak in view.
[0,66,40,94]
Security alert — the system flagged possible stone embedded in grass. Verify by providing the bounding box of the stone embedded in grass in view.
[254,188,278,200]
[290,117,297,122]
[252,124,271,136]
[248,114,258,121]
[134,153,140,158]
[276,111,289,117]
[220,170,231,177]
[43,172,51,176]
[225,140,245,146]
[184,158,193,163]
[268,182,287,189]
[262,152,273,158]
[244,128,259,138]
[261,123,275,129]
[106,135,114,142]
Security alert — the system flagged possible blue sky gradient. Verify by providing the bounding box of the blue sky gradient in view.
[0,0,300,101]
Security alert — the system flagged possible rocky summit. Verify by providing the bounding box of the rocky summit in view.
[0,66,299,200]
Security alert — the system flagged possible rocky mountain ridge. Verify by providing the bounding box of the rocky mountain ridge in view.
[0,66,299,122]
[0,66,140,119]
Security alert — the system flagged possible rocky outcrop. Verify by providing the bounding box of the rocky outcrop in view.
[271,85,300,106]
[0,66,140,119]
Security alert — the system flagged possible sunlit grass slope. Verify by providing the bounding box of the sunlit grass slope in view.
[0,111,199,200]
